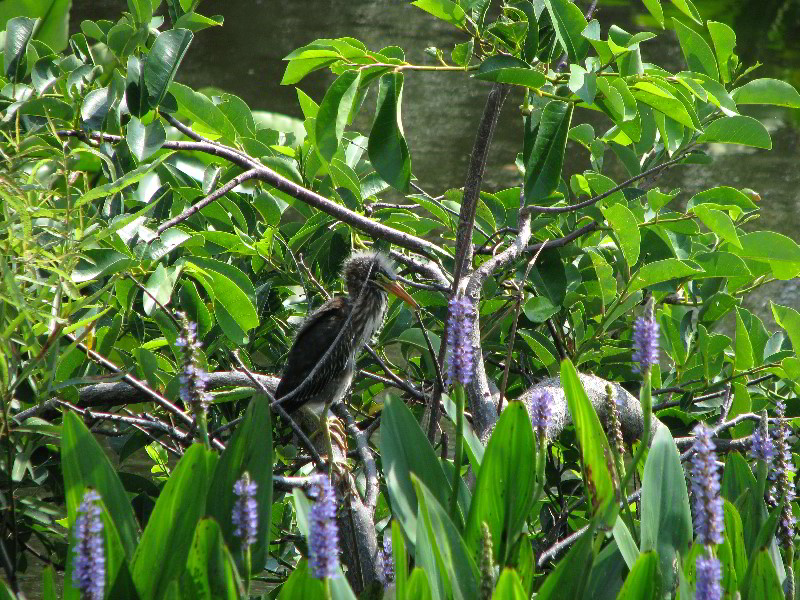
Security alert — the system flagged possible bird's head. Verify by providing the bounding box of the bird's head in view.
[342,251,418,309]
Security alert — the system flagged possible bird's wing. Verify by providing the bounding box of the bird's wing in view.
[275,296,353,412]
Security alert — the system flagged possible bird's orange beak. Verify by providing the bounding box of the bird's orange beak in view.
[379,279,418,310]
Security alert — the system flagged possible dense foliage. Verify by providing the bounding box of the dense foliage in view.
[1,0,799,598]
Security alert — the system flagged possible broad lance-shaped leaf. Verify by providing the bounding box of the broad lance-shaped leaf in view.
[144,29,193,109]
[602,203,640,267]
[640,426,693,596]
[616,551,661,600]
[464,402,536,564]
[131,445,217,600]
[206,396,273,574]
[61,412,139,559]
[560,359,617,524]
[411,0,467,27]
[673,19,718,80]
[380,394,452,545]
[535,526,595,600]
[412,476,478,600]
[180,519,243,600]
[627,258,702,294]
[474,55,546,89]
[368,73,411,192]
[543,0,589,63]
[127,117,166,161]
[4,16,37,81]
[316,70,361,163]
[524,101,573,204]
[732,78,800,108]
[698,115,772,149]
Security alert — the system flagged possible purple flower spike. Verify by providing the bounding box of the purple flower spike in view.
[528,389,552,437]
[695,554,722,600]
[382,531,394,587]
[309,475,340,579]
[447,295,476,386]
[769,400,796,545]
[749,416,775,464]
[232,473,258,548]
[73,490,105,600]
[690,424,724,546]
[176,313,212,409]
[632,311,660,373]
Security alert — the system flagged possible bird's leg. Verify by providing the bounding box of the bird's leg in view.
[307,405,348,477]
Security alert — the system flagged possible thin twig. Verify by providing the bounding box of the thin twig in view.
[230,351,326,470]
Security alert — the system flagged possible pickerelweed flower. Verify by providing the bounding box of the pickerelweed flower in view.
[382,531,394,587]
[447,295,475,386]
[769,400,796,545]
[632,308,660,373]
[695,554,722,600]
[176,313,212,409]
[72,490,105,600]
[528,388,552,439]
[309,475,340,579]
[749,412,775,464]
[232,472,258,548]
[479,521,495,600]
[606,383,625,460]
[690,424,724,545]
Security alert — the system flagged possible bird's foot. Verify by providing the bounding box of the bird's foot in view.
[308,415,349,478]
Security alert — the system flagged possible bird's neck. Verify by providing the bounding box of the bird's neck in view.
[348,286,388,349]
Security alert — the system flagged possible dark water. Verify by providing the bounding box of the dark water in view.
[16,0,800,595]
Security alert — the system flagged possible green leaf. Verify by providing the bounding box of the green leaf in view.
[474,55,546,88]
[669,0,702,25]
[568,65,596,105]
[406,568,433,600]
[632,81,696,129]
[723,499,748,582]
[451,39,474,67]
[543,0,590,63]
[736,231,800,279]
[493,569,528,600]
[707,21,736,84]
[641,0,664,27]
[535,527,595,599]
[627,259,702,294]
[142,263,178,316]
[735,308,755,371]
[131,445,217,600]
[772,303,800,353]
[612,517,639,568]
[380,395,452,545]
[316,71,361,163]
[206,396,272,573]
[732,78,800,108]
[61,412,139,559]
[524,101,573,203]
[277,560,325,599]
[602,203,641,267]
[281,47,340,86]
[368,73,411,192]
[464,402,536,564]
[740,550,785,600]
[561,359,616,523]
[75,153,174,207]
[173,12,224,32]
[412,476,478,600]
[170,82,237,141]
[127,117,167,161]
[127,0,153,24]
[180,519,243,600]
[698,115,772,149]
[4,16,37,81]
[523,296,559,323]
[411,0,467,27]
[616,551,661,600]
[145,29,193,109]
[640,426,693,595]
[673,19,719,80]
[181,257,259,333]
[691,205,741,248]
[687,186,758,213]
[72,249,134,283]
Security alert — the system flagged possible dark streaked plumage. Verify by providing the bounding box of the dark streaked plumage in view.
[275,251,415,414]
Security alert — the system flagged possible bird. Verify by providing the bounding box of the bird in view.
[274,250,418,417]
